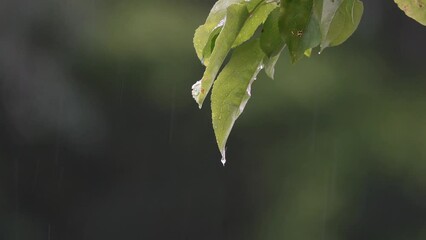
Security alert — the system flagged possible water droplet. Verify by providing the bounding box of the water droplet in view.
[318,51,322,55]
[216,18,226,29]
[220,150,226,166]
[191,80,202,99]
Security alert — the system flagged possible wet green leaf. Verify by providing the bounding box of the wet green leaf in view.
[279,0,321,63]
[394,0,426,26]
[232,1,279,48]
[211,39,265,165]
[320,0,364,50]
[193,0,245,63]
[192,3,249,108]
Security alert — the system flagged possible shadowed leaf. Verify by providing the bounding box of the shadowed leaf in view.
[279,0,321,63]
[260,8,285,57]
[320,0,364,50]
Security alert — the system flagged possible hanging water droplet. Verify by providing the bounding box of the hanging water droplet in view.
[318,51,322,55]
[191,80,202,99]
[220,150,226,166]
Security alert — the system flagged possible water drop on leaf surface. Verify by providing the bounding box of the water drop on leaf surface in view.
[191,80,202,106]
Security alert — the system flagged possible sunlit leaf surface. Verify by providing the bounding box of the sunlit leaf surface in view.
[211,39,265,165]
[192,3,249,108]
[193,0,245,63]
[232,1,278,48]
[394,0,426,26]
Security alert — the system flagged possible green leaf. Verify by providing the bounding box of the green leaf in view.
[394,0,426,26]
[263,45,285,79]
[313,0,324,20]
[201,26,223,66]
[260,8,285,57]
[260,7,286,79]
[193,0,245,64]
[320,0,364,51]
[211,39,265,165]
[279,0,321,63]
[247,0,265,12]
[232,2,279,48]
[304,48,312,57]
[192,3,249,108]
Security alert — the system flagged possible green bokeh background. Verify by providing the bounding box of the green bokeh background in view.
[0,0,425,239]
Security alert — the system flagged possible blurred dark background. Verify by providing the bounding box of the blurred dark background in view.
[1,0,426,239]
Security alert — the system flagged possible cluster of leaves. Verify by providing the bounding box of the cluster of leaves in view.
[191,0,425,165]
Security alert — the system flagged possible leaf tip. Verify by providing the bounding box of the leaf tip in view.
[304,48,312,57]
